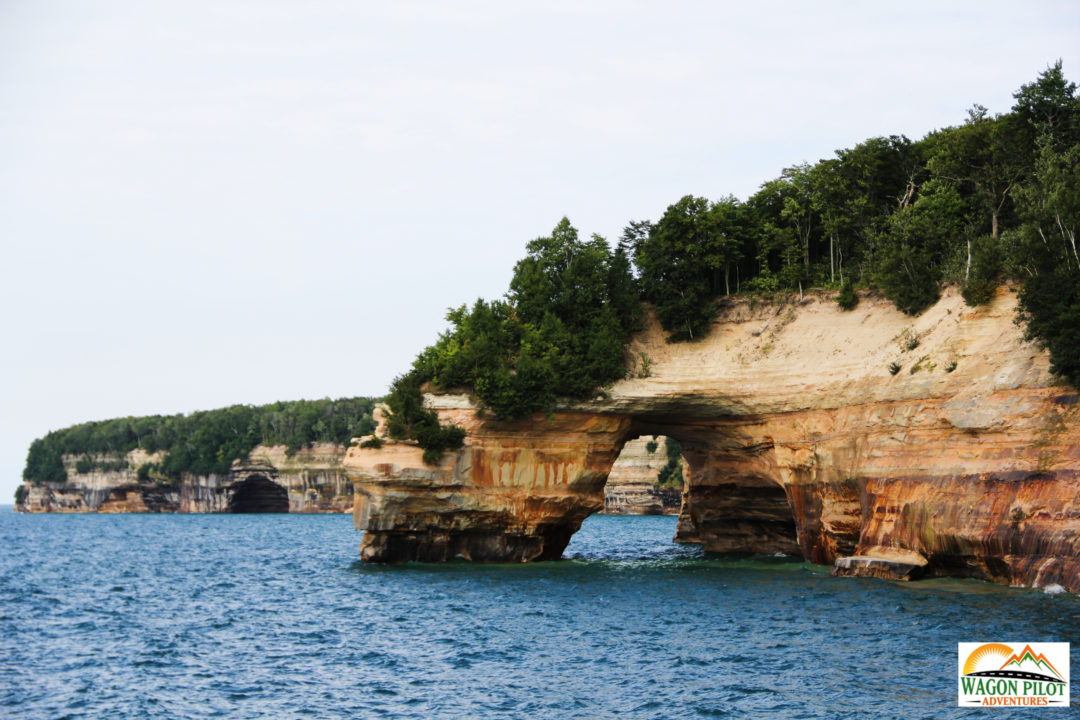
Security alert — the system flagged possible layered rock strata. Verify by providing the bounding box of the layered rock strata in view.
[17,443,353,513]
[602,436,684,515]
[348,287,1080,593]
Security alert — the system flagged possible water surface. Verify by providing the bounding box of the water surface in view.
[1,512,1075,719]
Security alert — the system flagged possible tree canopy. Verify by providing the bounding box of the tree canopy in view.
[23,397,376,484]
[385,63,1080,461]
[623,62,1079,381]
[387,218,640,448]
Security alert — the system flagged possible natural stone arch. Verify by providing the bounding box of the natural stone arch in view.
[348,408,808,563]
[347,290,1080,593]
[227,473,289,513]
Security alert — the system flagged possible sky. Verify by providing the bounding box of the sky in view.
[1,0,1078,500]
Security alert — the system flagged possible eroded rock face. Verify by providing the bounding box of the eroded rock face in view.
[350,413,630,562]
[602,437,684,515]
[348,287,1080,594]
[17,443,354,513]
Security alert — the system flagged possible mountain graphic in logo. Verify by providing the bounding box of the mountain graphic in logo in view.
[963,643,1065,684]
[999,645,1064,681]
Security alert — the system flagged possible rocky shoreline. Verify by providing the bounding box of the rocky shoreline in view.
[16,443,354,514]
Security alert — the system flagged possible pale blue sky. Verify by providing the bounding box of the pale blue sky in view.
[2,1,1078,500]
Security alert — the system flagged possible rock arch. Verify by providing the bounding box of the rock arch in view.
[347,394,1080,593]
[346,290,1080,593]
[347,408,813,564]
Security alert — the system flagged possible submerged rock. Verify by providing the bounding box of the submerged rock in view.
[832,548,929,581]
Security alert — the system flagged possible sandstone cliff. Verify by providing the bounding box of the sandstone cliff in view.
[347,287,1080,594]
[602,437,684,515]
[17,443,353,513]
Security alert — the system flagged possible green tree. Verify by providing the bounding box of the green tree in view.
[509,220,632,398]
[607,242,642,333]
[1011,59,1080,153]
[832,135,919,282]
[705,196,747,295]
[23,437,66,484]
[873,180,963,315]
[927,108,1026,284]
[635,195,719,340]
[808,158,848,284]
[1015,137,1080,384]
[749,173,814,292]
[390,218,639,438]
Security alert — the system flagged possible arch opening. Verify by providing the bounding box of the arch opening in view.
[587,426,801,558]
[602,435,686,516]
[228,474,288,513]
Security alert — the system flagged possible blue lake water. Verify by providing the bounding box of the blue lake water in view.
[1,511,1076,719]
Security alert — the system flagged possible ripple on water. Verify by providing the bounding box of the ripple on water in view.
[2,512,1078,720]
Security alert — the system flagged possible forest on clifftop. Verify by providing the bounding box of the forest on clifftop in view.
[22,398,375,487]
[385,63,1080,460]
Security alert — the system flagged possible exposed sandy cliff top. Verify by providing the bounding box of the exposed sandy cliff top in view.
[599,285,1048,416]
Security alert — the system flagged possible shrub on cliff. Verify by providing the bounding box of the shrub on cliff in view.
[836,280,858,310]
[656,437,684,486]
[385,372,465,463]
[961,235,1003,306]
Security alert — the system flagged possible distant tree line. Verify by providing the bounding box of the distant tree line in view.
[23,398,375,485]
[389,63,1079,460]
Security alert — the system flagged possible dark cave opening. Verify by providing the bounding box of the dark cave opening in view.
[228,474,289,513]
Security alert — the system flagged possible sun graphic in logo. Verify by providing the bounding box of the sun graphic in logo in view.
[963,643,1065,681]
[963,644,1015,675]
